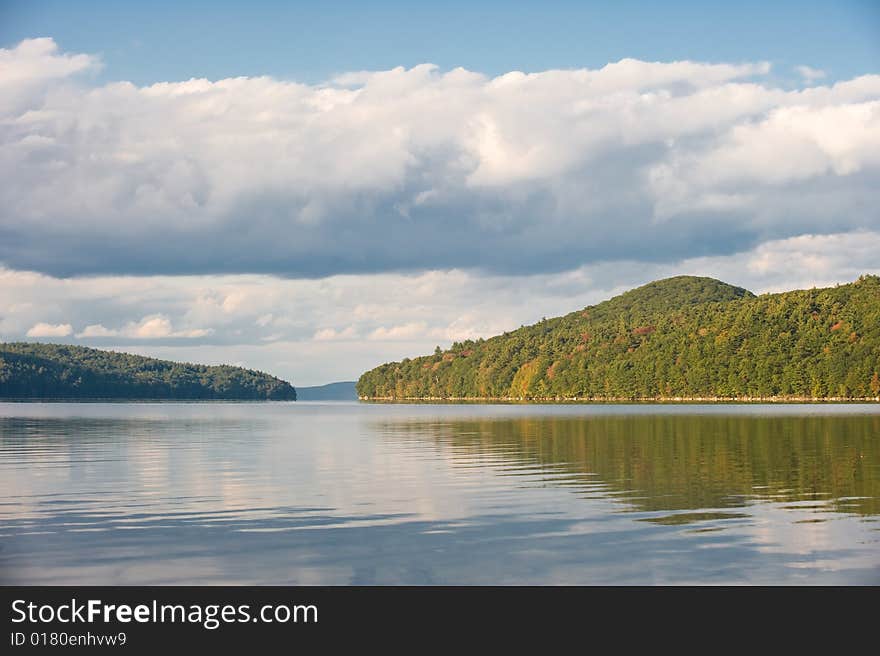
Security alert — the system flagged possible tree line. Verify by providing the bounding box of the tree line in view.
[0,343,297,400]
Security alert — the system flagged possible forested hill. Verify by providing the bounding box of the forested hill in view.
[357,275,880,401]
[0,343,297,400]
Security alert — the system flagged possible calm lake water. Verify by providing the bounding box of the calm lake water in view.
[1,402,878,585]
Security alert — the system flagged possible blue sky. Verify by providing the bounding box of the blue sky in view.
[1,1,879,384]
[2,0,878,85]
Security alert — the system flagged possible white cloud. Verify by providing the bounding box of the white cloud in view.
[0,36,98,86]
[796,65,826,82]
[25,322,72,337]
[116,314,212,339]
[124,315,173,339]
[369,322,429,341]
[76,323,118,338]
[313,325,358,341]
[176,328,212,338]
[0,38,877,278]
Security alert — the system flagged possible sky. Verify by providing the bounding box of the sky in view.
[1,1,879,385]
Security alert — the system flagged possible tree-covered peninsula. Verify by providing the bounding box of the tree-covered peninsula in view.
[0,343,296,400]
[357,275,880,402]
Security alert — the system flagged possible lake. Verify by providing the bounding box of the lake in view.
[1,402,878,585]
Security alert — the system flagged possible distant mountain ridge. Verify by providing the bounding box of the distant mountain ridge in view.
[357,275,880,401]
[296,381,358,401]
[0,343,296,400]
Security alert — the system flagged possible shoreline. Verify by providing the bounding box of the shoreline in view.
[359,395,880,403]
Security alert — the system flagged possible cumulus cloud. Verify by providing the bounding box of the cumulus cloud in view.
[1,38,878,278]
[28,315,210,340]
[125,315,174,339]
[121,315,212,339]
[25,322,72,337]
[0,37,98,96]
[76,324,118,338]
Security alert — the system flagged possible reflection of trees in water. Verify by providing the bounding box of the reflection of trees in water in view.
[377,414,880,516]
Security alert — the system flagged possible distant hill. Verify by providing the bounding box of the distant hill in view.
[295,381,358,401]
[357,275,880,401]
[0,343,296,400]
